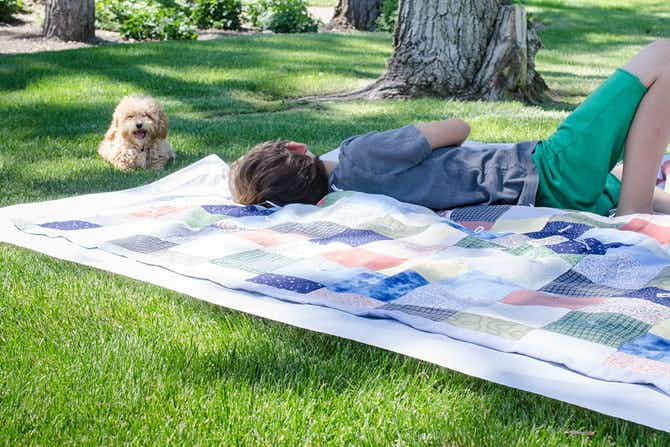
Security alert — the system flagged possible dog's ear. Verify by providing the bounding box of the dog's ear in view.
[105,110,119,141]
[157,107,169,140]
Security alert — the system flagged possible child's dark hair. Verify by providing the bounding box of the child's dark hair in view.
[231,140,329,206]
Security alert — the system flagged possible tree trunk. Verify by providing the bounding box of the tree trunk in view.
[315,0,548,103]
[331,0,381,31]
[44,0,95,42]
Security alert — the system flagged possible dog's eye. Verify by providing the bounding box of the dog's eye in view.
[127,114,135,119]
[140,148,144,152]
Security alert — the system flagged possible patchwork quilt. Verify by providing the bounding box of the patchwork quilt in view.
[11,158,670,395]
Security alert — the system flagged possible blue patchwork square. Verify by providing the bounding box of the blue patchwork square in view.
[367,270,429,302]
[328,272,387,296]
[547,238,628,255]
[628,287,670,306]
[526,221,592,240]
[248,273,324,294]
[311,229,390,247]
[201,205,276,217]
[110,235,177,253]
[450,205,511,222]
[619,333,670,364]
[39,220,101,231]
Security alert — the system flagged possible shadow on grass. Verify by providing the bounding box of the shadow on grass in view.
[525,0,667,51]
[0,34,390,97]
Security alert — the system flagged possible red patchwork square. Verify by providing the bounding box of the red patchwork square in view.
[322,247,406,270]
[236,230,308,247]
[621,218,670,244]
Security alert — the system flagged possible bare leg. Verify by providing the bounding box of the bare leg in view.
[616,40,670,216]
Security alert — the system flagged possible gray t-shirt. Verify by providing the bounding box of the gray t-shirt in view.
[328,125,539,210]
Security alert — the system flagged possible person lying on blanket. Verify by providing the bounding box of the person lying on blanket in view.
[229,40,670,218]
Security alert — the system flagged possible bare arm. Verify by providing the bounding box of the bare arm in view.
[416,119,471,149]
[611,163,670,214]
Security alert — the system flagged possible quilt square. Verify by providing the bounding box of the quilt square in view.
[574,249,666,292]
[311,228,390,247]
[627,286,670,305]
[548,212,620,229]
[327,271,386,296]
[366,270,429,302]
[305,288,385,309]
[171,233,261,258]
[201,204,276,217]
[456,247,571,290]
[273,257,365,286]
[618,333,670,364]
[379,303,458,321]
[437,270,523,305]
[132,205,186,218]
[400,223,465,247]
[446,312,533,340]
[39,220,101,231]
[606,351,670,377]
[582,298,670,325]
[353,215,427,239]
[211,249,297,274]
[450,205,511,223]
[526,221,592,240]
[539,270,628,297]
[270,221,348,239]
[651,318,670,339]
[379,259,467,281]
[620,218,670,244]
[457,220,495,231]
[645,266,670,290]
[455,236,502,250]
[507,244,556,259]
[184,207,226,229]
[322,247,406,271]
[543,311,651,348]
[364,239,440,259]
[247,272,324,294]
[501,289,605,310]
[493,233,530,249]
[109,234,177,253]
[236,229,308,247]
[465,302,571,328]
[392,283,472,310]
[547,238,628,256]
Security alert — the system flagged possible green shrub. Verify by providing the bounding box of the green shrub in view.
[96,0,198,39]
[192,0,242,29]
[120,7,197,40]
[246,0,319,33]
[0,0,22,23]
[375,0,397,32]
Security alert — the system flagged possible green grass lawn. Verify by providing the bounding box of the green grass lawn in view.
[2,0,670,445]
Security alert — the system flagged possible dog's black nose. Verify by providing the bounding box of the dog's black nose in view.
[136,123,143,129]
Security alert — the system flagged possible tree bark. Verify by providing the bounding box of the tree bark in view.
[313,0,548,103]
[44,0,95,42]
[331,0,381,31]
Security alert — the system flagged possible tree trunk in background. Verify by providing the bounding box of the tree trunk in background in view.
[348,0,548,102]
[44,0,95,42]
[331,0,381,31]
